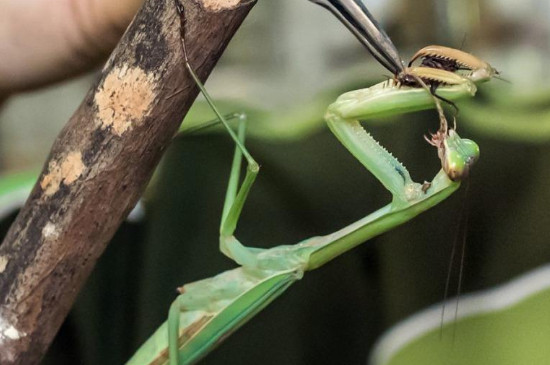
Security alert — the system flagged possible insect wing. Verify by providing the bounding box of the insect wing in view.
[125,268,299,365]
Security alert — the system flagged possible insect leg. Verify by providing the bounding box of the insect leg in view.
[430,84,459,116]
[174,0,261,267]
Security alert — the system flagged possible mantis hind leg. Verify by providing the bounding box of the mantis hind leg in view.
[218,114,262,268]
[174,0,260,266]
[168,296,183,365]
[168,114,259,365]
[178,96,261,268]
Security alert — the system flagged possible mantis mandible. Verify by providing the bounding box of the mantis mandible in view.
[126,1,497,364]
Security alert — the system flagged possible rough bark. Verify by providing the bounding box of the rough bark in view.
[0,0,256,363]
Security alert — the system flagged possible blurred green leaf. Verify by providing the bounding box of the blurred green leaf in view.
[371,264,550,365]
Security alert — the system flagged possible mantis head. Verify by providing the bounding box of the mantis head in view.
[469,63,500,83]
[428,129,480,181]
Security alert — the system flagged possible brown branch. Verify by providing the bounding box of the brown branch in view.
[0,0,256,363]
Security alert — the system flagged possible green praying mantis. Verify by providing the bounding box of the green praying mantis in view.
[126,1,498,364]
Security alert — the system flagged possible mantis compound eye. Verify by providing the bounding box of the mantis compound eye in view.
[441,130,480,181]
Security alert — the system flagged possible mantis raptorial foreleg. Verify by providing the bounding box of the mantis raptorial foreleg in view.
[306,1,497,136]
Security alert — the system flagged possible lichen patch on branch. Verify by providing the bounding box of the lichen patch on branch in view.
[42,222,59,240]
[0,314,25,359]
[95,65,156,136]
[0,256,8,274]
[201,0,244,11]
[40,151,86,197]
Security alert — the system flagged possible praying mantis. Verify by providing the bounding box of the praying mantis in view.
[126,1,498,364]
